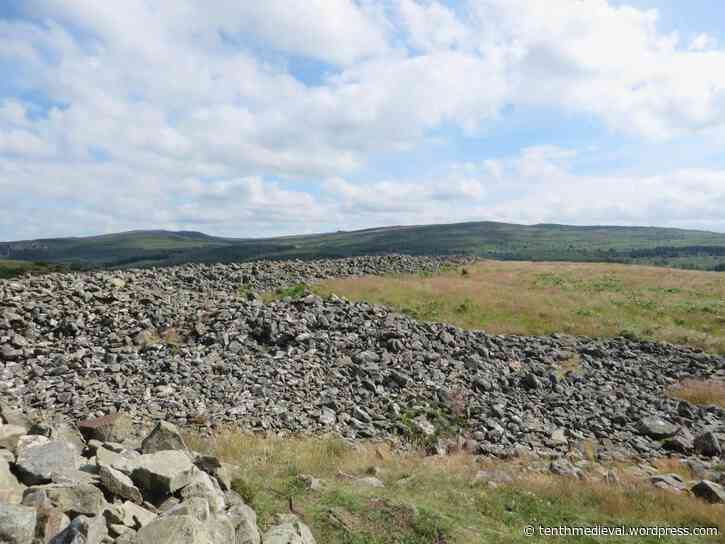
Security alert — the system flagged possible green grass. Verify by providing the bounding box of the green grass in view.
[0,259,64,279]
[186,432,725,543]
[314,261,725,354]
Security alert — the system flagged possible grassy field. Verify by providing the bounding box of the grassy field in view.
[0,259,65,279]
[186,432,725,543]
[313,261,725,354]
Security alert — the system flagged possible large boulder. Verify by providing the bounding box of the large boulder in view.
[0,504,37,544]
[141,421,187,454]
[78,413,133,443]
[15,441,80,485]
[24,483,106,517]
[131,450,195,496]
[691,480,725,504]
[227,503,261,544]
[134,515,214,544]
[263,514,316,544]
[637,417,679,439]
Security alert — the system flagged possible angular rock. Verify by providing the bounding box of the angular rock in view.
[0,504,36,544]
[24,483,106,517]
[131,450,195,496]
[99,463,143,504]
[637,417,679,439]
[141,421,187,454]
[15,441,80,485]
[0,456,25,504]
[693,431,722,457]
[48,515,107,544]
[0,424,27,452]
[77,413,133,443]
[691,480,725,504]
[134,515,214,544]
[227,503,261,544]
[263,514,316,544]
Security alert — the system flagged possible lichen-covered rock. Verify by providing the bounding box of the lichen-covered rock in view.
[263,514,316,544]
[227,503,261,544]
[134,515,214,544]
[0,504,36,544]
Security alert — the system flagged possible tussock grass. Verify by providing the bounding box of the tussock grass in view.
[314,261,725,354]
[668,379,725,408]
[186,432,725,543]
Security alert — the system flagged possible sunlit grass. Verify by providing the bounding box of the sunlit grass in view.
[313,261,725,354]
[186,431,725,543]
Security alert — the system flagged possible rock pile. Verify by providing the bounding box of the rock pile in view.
[1,256,723,462]
[0,416,314,543]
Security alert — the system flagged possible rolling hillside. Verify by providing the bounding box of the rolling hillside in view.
[2,221,725,271]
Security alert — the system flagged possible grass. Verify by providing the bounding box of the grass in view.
[0,259,64,279]
[668,380,725,408]
[313,261,725,354]
[186,432,725,543]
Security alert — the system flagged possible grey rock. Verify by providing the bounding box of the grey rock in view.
[24,483,106,517]
[131,450,195,496]
[0,424,27,451]
[141,421,187,454]
[691,480,725,504]
[0,456,25,503]
[693,431,721,457]
[99,463,143,504]
[227,503,261,544]
[48,515,107,544]
[15,440,80,485]
[135,515,213,544]
[0,504,36,544]
[263,514,316,544]
[637,417,679,439]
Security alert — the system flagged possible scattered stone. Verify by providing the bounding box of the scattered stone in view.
[99,463,143,504]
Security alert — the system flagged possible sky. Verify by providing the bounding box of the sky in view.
[1,0,725,241]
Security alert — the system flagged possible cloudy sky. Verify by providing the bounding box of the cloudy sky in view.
[2,0,725,240]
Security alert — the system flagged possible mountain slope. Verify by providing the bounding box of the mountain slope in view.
[2,221,725,270]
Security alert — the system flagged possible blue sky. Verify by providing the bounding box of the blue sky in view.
[1,0,725,240]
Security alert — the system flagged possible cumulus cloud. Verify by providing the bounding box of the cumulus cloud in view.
[1,1,725,239]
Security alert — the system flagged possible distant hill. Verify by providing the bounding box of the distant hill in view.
[2,221,725,272]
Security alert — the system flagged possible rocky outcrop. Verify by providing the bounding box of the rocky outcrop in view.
[0,416,315,544]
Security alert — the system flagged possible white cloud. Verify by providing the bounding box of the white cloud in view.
[2,1,725,240]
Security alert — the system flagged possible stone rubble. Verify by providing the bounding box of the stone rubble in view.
[0,418,305,543]
[0,256,723,461]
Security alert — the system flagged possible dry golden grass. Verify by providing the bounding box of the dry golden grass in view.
[314,260,725,353]
[668,379,725,408]
[186,431,725,543]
